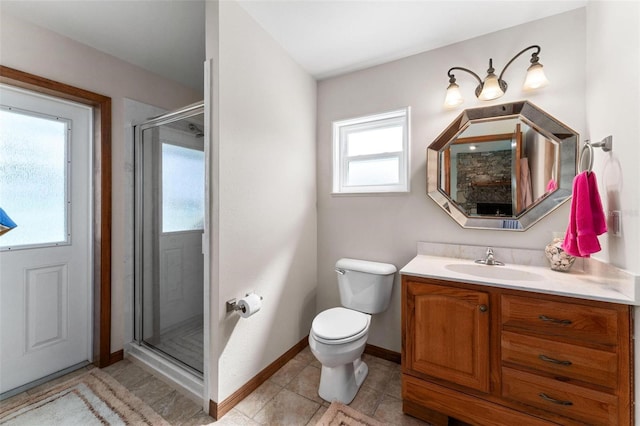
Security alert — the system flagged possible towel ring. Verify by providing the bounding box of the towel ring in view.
[579,143,593,173]
[579,136,613,173]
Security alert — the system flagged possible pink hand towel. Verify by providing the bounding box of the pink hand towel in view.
[562,171,607,257]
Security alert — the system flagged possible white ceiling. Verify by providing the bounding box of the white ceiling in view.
[237,0,587,79]
[1,0,587,93]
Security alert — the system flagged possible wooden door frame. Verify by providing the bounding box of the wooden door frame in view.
[0,65,115,368]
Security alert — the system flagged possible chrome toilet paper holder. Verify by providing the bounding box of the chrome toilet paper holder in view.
[226,293,263,314]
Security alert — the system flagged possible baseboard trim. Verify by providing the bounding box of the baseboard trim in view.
[208,338,401,420]
[364,343,401,364]
[107,349,124,366]
[209,336,309,420]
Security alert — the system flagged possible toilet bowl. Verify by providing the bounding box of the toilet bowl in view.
[309,307,371,403]
[309,258,396,404]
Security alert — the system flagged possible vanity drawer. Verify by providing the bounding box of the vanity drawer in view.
[502,367,618,426]
[501,331,617,389]
[501,295,619,346]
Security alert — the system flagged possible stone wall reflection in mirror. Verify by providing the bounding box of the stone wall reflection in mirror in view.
[428,101,577,230]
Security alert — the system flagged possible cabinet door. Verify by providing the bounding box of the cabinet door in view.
[405,280,490,392]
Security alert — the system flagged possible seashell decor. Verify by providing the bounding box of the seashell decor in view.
[545,237,576,272]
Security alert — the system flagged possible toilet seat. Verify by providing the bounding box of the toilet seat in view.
[311,307,370,345]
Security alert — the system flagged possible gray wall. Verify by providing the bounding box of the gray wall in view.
[584,2,640,420]
[317,2,640,354]
[317,9,588,352]
[206,0,318,402]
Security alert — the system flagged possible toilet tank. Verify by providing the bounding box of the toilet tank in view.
[335,258,397,314]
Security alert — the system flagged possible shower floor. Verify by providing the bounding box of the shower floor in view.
[151,315,203,374]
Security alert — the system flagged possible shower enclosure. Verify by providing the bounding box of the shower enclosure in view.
[134,102,205,376]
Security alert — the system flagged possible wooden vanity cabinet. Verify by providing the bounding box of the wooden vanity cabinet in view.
[401,275,633,426]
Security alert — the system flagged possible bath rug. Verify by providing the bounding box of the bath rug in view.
[316,401,385,426]
[0,368,169,425]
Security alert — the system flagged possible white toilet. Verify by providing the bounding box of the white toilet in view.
[309,258,396,404]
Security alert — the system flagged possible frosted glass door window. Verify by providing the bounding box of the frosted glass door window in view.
[162,143,204,233]
[0,108,69,248]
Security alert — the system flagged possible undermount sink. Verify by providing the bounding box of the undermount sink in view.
[445,263,545,282]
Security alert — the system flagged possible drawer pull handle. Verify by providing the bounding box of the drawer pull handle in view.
[539,393,573,406]
[538,315,572,325]
[479,304,488,312]
[538,354,572,366]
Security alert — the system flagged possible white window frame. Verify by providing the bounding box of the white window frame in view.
[332,107,410,194]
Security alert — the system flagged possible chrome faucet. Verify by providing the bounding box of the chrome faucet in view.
[475,247,504,266]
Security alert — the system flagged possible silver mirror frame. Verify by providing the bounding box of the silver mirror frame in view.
[427,101,578,231]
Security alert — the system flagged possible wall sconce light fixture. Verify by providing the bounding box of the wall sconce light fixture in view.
[444,45,549,108]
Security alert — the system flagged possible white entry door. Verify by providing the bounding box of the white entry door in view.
[0,85,92,394]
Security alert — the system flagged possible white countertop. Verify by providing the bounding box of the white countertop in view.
[400,243,640,306]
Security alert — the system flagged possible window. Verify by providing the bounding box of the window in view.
[161,143,204,233]
[0,107,70,249]
[333,108,409,194]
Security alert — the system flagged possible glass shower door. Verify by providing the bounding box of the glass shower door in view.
[135,104,205,374]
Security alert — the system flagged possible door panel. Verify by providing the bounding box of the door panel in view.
[135,110,205,374]
[0,85,92,393]
[405,279,490,393]
[25,264,68,352]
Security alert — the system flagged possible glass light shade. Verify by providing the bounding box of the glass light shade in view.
[444,82,463,108]
[523,62,549,90]
[478,73,504,100]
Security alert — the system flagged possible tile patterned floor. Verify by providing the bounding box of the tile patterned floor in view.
[4,347,431,425]
[153,315,204,374]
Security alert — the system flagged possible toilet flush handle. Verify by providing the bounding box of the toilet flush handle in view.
[335,268,346,275]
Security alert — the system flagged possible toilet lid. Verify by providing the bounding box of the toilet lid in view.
[312,307,370,342]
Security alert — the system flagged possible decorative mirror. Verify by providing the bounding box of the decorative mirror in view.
[427,101,577,230]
